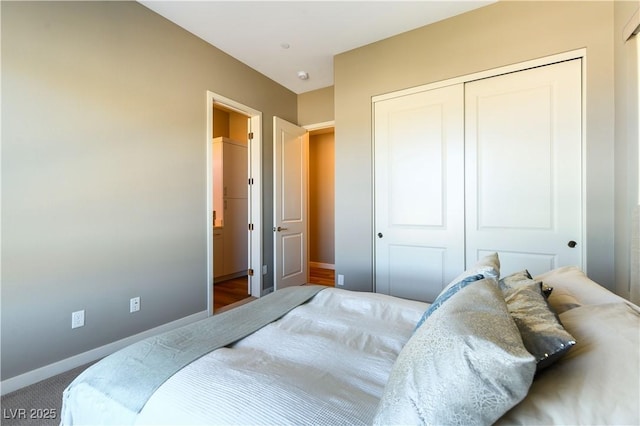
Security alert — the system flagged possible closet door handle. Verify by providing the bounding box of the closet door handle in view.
[568,240,577,248]
[274,226,288,232]
[377,232,383,238]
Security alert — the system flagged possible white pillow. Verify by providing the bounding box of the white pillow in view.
[374,277,535,425]
[497,302,640,425]
[534,266,626,307]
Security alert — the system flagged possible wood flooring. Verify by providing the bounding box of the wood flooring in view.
[213,275,251,311]
[308,266,335,286]
[213,266,335,312]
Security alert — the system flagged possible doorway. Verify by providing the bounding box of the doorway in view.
[212,104,250,311]
[307,125,336,286]
[206,91,262,315]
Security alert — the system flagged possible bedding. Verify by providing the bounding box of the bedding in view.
[374,276,536,425]
[61,284,326,425]
[62,287,429,425]
[497,301,640,425]
[499,272,576,371]
[61,259,640,425]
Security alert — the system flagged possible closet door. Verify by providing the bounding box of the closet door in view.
[374,84,464,302]
[465,59,582,276]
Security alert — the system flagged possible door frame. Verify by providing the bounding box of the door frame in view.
[206,91,262,315]
[372,48,588,285]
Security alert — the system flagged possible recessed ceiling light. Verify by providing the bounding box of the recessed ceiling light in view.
[297,71,309,80]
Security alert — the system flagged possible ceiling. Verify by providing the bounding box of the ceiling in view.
[139,1,494,94]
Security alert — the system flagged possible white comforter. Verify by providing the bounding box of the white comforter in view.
[68,288,428,425]
[62,267,640,425]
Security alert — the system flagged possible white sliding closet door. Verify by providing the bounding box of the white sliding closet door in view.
[374,84,465,302]
[465,59,583,276]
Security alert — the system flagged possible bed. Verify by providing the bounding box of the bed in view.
[61,254,640,425]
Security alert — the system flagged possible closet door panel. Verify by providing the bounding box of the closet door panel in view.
[465,59,582,276]
[474,87,553,229]
[387,246,445,302]
[374,84,464,302]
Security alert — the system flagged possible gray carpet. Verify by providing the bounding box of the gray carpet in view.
[1,362,96,426]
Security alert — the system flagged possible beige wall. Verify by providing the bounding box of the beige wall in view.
[309,131,335,266]
[229,111,249,142]
[614,0,640,300]
[1,1,296,381]
[299,87,335,267]
[334,1,616,292]
[213,108,231,138]
[297,86,334,126]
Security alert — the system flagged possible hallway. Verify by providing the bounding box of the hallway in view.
[213,266,335,311]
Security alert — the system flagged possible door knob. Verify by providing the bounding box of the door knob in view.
[568,240,577,248]
[377,232,383,238]
[274,226,288,232]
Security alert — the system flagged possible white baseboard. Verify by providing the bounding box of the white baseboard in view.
[309,262,335,270]
[0,310,208,395]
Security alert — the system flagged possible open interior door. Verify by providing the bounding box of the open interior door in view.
[273,117,309,290]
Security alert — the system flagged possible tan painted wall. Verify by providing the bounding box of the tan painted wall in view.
[298,87,335,266]
[213,108,231,138]
[229,111,249,142]
[309,131,335,265]
[298,86,334,126]
[334,1,616,292]
[1,1,296,380]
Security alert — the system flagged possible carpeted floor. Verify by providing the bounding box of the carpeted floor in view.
[1,362,95,426]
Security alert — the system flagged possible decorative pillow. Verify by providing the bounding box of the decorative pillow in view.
[374,277,536,426]
[500,270,553,298]
[503,281,576,371]
[414,252,501,331]
[499,269,532,288]
[414,273,484,330]
[449,252,500,284]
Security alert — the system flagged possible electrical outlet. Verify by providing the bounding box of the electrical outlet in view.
[71,310,85,329]
[337,274,345,286]
[262,264,268,275]
[130,297,140,313]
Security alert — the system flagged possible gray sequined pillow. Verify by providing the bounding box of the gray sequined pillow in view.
[502,280,576,371]
[500,269,553,298]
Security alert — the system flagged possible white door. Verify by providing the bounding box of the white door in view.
[465,59,583,276]
[273,117,309,290]
[374,84,465,302]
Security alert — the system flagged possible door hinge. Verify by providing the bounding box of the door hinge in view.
[248,132,254,140]
[249,223,254,231]
[248,178,254,185]
[247,268,254,276]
